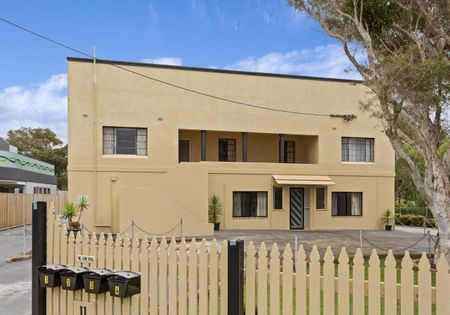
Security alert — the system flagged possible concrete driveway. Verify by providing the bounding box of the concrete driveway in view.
[210,227,437,258]
[0,226,31,315]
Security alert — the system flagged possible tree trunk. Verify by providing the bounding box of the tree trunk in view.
[429,193,450,263]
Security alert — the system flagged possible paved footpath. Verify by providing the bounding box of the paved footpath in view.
[0,227,31,315]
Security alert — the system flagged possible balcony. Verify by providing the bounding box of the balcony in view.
[178,129,318,164]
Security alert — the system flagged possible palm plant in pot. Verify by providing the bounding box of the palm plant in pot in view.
[61,202,80,232]
[382,209,394,231]
[208,195,222,231]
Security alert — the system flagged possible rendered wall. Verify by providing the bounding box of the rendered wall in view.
[67,58,395,235]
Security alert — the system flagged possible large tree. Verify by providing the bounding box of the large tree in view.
[288,0,450,260]
[7,127,67,190]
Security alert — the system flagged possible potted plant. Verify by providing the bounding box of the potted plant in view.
[382,209,394,231]
[61,202,80,232]
[208,195,223,231]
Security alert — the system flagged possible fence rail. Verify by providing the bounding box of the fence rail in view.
[0,191,67,230]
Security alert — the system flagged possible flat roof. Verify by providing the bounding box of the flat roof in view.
[67,57,363,84]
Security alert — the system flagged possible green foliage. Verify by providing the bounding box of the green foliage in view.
[60,202,78,225]
[382,209,394,225]
[342,0,401,44]
[7,127,67,190]
[76,196,89,222]
[396,214,435,227]
[208,195,223,224]
[395,200,428,215]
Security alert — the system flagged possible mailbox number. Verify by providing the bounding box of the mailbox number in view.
[114,285,120,295]
[66,278,71,287]
[44,275,49,285]
[89,281,94,290]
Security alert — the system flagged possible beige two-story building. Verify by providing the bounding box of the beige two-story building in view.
[67,57,395,236]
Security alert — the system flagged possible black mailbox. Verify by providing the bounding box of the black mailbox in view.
[60,266,89,291]
[108,271,141,298]
[82,269,114,294]
[38,264,67,288]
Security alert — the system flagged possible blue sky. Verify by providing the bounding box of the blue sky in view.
[0,0,359,142]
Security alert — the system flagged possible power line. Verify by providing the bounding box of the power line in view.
[0,16,356,119]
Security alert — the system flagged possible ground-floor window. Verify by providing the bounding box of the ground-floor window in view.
[331,192,362,216]
[233,191,268,217]
[316,187,326,210]
[273,187,283,209]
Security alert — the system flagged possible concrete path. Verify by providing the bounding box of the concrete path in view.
[0,226,32,315]
[395,224,438,236]
[211,228,436,258]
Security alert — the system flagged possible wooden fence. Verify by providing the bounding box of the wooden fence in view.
[45,203,450,315]
[46,204,229,315]
[0,191,67,230]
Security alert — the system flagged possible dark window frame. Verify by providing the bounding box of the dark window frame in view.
[219,138,237,162]
[284,140,296,163]
[331,192,363,216]
[103,127,148,156]
[341,137,374,162]
[232,191,268,218]
[273,187,283,210]
[315,187,326,210]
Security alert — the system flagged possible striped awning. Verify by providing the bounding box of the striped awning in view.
[273,175,335,186]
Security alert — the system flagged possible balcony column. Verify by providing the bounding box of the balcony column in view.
[201,130,207,161]
[242,132,248,162]
[279,134,286,163]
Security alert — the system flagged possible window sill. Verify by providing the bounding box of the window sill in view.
[102,155,148,158]
[315,209,327,211]
[331,215,363,218]
[232,216,268,219]
[341,161,374,165]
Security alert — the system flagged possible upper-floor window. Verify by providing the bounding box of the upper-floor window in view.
[103,127,147,156]
[284,141,295,163]
[342,137,374,162]
[219,138,236,162]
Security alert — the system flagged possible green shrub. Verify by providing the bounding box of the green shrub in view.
[395,214,435,227]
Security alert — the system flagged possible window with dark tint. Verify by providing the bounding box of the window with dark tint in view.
[284,141,295,163]
[342,137,374,162]
[219,139,236,162]
[273,187,283,209]
[178,140,190,162]
[103,127,147,156]
[332,192,362,216]
[316,187,326,210]
[233,192,268,217]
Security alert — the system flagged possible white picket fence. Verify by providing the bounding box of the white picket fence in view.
[45,203,450,314]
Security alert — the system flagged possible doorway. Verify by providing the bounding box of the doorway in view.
[290,188,304,229]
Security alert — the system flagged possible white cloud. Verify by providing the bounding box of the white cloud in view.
[141,57,183,66]
[224,44,363,80]
[0,74,67,142]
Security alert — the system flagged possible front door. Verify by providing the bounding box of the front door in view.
[178,140,190,162]
[290,188,304,229]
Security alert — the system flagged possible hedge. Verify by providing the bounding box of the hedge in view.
[395,214,435,227]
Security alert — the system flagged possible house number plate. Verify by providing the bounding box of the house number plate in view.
[77,255,95,263]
